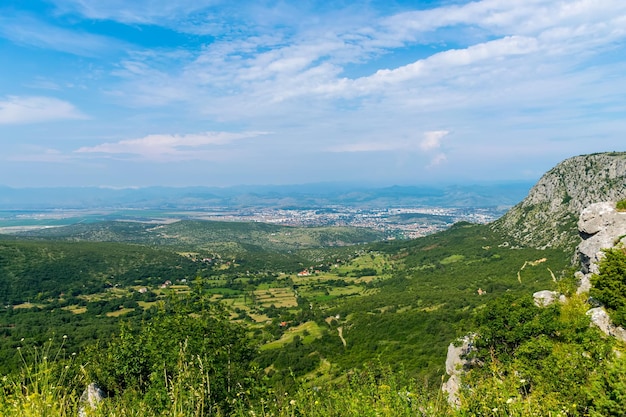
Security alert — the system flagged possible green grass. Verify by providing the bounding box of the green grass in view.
[440,254,465,264]
[260,321,324,350]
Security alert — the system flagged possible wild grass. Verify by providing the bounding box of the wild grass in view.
[3,335,623,417]
[1,337,78,417]
[1,347,453,417]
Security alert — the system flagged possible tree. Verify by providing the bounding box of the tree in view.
[86,295,258,415]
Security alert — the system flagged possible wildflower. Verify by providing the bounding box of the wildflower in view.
[492,408,498,412]
[290,399,296,406]
[63,335,68,339]
[506,398,514,404]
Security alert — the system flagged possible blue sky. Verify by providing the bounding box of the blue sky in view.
[1,0,625,187]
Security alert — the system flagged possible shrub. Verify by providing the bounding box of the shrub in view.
[590,248,626,327]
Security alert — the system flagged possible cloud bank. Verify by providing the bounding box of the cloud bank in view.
[0,96,87,125]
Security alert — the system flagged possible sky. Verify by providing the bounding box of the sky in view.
[1,0,625,188]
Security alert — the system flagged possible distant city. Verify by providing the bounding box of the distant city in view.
[0,205,506,239]
[0,183,526,238]
[190,206,504,239]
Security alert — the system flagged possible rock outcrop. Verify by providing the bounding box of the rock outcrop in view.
[442,154,626,408]
[576,202,626,274]
[442,335,475,407]
[586,307,626,343]
[492,153,626,249]
[78,383,106,417]
[574,200,626,339]
[533,290,564,307]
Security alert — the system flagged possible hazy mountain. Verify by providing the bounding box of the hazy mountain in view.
[0,182,533,210]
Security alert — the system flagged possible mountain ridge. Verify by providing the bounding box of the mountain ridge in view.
[0,183,532,210]
[492,152,626,249]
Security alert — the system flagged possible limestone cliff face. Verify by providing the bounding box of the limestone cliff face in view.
[576,202,626,274]
[492,152,626,249]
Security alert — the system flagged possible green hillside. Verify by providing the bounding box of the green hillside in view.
[3,162,626,416]
[15,219,385,252]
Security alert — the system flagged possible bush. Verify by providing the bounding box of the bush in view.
[85,297,259,415]
[590,248,626,327]
[617,199,626,211]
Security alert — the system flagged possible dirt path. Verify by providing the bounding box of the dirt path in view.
[337,326,347,347]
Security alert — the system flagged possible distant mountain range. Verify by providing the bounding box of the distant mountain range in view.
[0,182,534,210]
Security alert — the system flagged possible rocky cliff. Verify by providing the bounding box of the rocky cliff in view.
[492,152,626,249]
[444,198,626,408]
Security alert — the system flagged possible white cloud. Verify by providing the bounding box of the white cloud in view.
[420,130,449,151]
[50,0,219,25]
[105,0,626,120]
[427,152,448,168]
[75,131,267,161]
[329,130,449,153]
[0,96,87,124]
[0,14,123,57]
[4,0,626,187]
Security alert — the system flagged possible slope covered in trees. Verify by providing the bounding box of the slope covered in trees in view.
[2,152,626,415]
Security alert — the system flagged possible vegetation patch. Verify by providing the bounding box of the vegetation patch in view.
[260,321,324,350]
[591,248,626,326]
[439,254,465,264]
[105,307,135,317]
[617,199,626,211]
[61,305,87,314]
[12,302,44,309]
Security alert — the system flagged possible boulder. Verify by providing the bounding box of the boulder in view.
[586,307,626,343]
[78,383,106,417]
[576,202,626,274]
[533,290,560,307]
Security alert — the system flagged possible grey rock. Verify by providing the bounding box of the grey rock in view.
[578,202,618,236]
[442,374,462,407]
[575,202,626,274]
[442,335,475,408]
[533,290,560,307]
[587,307,626,343]
[79,383,106,417]
[575,271,592,295]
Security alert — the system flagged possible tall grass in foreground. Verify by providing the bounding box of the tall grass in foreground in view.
[7,336,616,417]
[239,367,452,417]
[0,339,452,417]
[0,337,78,417]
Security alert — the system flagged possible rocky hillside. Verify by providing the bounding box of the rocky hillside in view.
[492,152,626,249]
